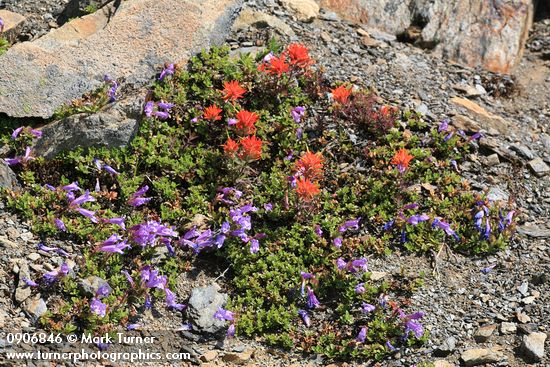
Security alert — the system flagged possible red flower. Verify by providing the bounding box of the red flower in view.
[295,151,324,180]
[222,138,240,157]
[259,55,290,76]
[331,85,352,104]
[391,148,414,173]
[222,80,246,102]
[235,110,259,135]
[239,136,263,161]
[295,178,320,202]
[287,43,313,68]
[203,105,222,121]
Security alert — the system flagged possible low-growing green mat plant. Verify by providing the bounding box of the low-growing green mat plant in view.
[1,43,516,361]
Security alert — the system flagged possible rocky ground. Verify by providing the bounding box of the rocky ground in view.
[0,0,549,366]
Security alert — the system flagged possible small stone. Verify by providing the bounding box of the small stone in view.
[233,9,295,37]
[433,360,454,367]
[510,144,535,160]
[24,297,48,321]
[434,336,457,356]
[486,187,509,202]
[522,296,536,305]
[460,348,505,366]
[452,83,482,97]
[527,157,549,177]
[200,350,218,362]
[27,253,41,262]
[517,312,532,324]
[0,309,7,328]
[15,261,32,303]
[520,332,547,362]
[518,281,529,296]
[222,349,254,365]
[280,0,319,22]
[484,154,500,166]
[369,271,388,281]
[474,324,497,343]
[500,322,517,334]
[517,224,550,238]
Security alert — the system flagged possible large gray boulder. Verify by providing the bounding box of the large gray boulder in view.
[0,0,242,118]
[186,284,228,334]
[320,0,533,73]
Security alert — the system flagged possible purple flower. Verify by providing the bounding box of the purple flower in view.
[288,175,297,188]
[42,263,70,284]
[383,219,395,231]
[306,287,320,309]
[296,127,303,140]
[30,129,42,138]
[22,277,38,287]
[144,101,154,117]
[165,288,186,311]
[407,214,430,226]
[400,311,425,339]
[355,283,365,294]
[444,132,454,142]
[103,164,119,175]
[127,324,142,330]
[153,110,170,119]
[128,185,152,207]
[264,203,273,212]
[54,218,67,232]
[62,182,80,192]
[221,221,231,234]
[100,239,130,254]
[263,52,274,63]
[356,326,367,343]
[11,127,23,140]
[90,298,107,317]
[159,63,175,81]
[350,258,368,273]
[157,102,174,111]
[37,243,69,257]
[298,309,311,327]
[96,284,112,298]
[69,189,96,208]
[226,323,236,338]
[386,340,397,351]
[95,178,101,192]
[291,106,306,123]
[107,81,118,102]
[140,266,167,290]
[76,207,98,223]
[481,264,496,274]
[314,224,323,237]
[44,184,56,191]
[362,303,376,314]
[483,218,491,239]
[144,294,152,309]
[438,120,449,132]
[107,217,126,230]
[474,210,484,231]
[191,117,199,123]
[214,307,235,322]
[469,132,482,141]
[336,258,347,270]
[4,157,21,166]
[121,270,135,287]
[333,237,342,248]
[250,239,260,254]
[300,271,314,280]
[338,218,361,233]
[227,118,237,126]
[432,218,460,241]
[403,203,419,210]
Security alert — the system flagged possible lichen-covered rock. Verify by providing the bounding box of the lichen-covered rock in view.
[186,284,228,334]
[0,0,242,118]
[320,0,533,73]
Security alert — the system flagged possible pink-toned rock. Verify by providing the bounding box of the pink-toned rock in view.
[0,0,240,118]
[0,10,26,43]
[320,0,533,73]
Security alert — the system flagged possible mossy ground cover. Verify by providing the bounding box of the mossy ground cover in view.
[0,43,516,362]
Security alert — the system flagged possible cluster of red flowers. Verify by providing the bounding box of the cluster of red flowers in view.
[223,136,263,161]
[391,148,414,173]
[222,80,246,102]
[203,105,222,121]
[235,110,259,135]
[331,85,352,105]
[258,43,314,76]
[294,151,324,202]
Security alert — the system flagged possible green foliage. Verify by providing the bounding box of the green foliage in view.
[0,36,9,56]
[0,44,516,362]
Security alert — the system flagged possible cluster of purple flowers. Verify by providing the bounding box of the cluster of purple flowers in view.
[140,266,185,311]
[291,106,306,123]
[438,120,482,142]
[158,63,175,81]
[336,257,368,273]
[103,75,118,103]
[214,307,236,337]
[144,101,174,120]
[90,283,111,317]
[43,263,70,284]
[332,217,361,248]
[4,127,43,166]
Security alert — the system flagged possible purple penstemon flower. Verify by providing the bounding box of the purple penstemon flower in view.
[54,218,67,232]
[140,266,167,290]
[69,190,96,208]
[227,118,237,126]
[350,258,368,273]
[42,263,70,284]
[22,277,39,287]
[339,218,361,233]
[336,258,347,270]
[95,178,101,192]
[4,157,21,166]
[483,218,491,239]
[314,224,323,237]
[263,52,274,63]
[127,323,142,331]
[214,307,235,322]
[121,270,135,287]
[103,164,119,175]
[144,101,154,117]
[130,220,178,247]
[306,286,320,309]
[62,182,81,192]
[164,288,186,311]
[298,309,311,327]
[382,219,395,231]
[37,243,69,257]
[474,210,484,231]
[481,264,496,274]
[158,63,175,81]
[291,106,306,123]
[157,102,174,111]
[30,129,42,137]
[249,238,260,254]
[153,110,170,119]
[264,203,273,212]
[399,310,425,339]
[226,323,236,338]
[300,271,314,296]
[407,214,430,226]
[432,218,460,241]
[386,340,397,351]
[127,185,152,207]
[75,207,99,223]
[333,237,342,248]
[444,132,454,142]
[362,302,376,314]
[355,283,365,294]
[469,132,482,141]
[438,119,449,132]
[11,127,23,139]
[44,184,56,191]
[100,239,130,254]
[107,217,126,230]
[356,326,367,343]
[90,298,107,317]
[96,284,112,298]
